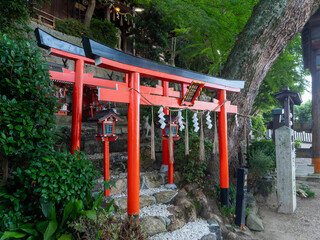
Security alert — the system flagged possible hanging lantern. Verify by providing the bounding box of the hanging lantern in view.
[89,109,123,141]
[162,114,180,138]
[192,112,199,132]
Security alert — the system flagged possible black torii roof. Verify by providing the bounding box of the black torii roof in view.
[34,28,245,90]
[273,87,302,106]
[88,109,123,122]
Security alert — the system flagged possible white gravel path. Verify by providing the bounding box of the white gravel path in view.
[148,219,210,240]
[140,204,174,218]
[111,186,173,198]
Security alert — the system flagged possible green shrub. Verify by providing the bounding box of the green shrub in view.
[1,193,108,240]
[72,212,146,240]
[55,18,118,48]
[248,139,276,170]
[175,132,212,185]
[248,149,273,179]
[55,18,86,38]
[215,183,236,207]
[0,150,98,232]
[305,189,316,198]
[0,0,46,31]
[87,19,118,48]
[0,32,59,183]
[295,139,302,148]
[250,114,266,138]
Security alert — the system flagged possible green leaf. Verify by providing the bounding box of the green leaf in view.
[83,210,96,220]
[61,200,75,226]
[58,234,72,240]
[43,220,58,240]
[92,192,104,210]
[0,231,26,239]
[40,199,54,219]
[36,221,48,234]
[104,199,114,213]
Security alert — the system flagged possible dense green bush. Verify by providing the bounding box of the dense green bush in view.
[0,0,47,30]
[248,139,276,179]
[250,114,267,138]
[1,192,107,240]
[175,132,212,185]
[0,150,98,232]
[88,19,118,48]
[55,18,118,48]
[55,18,86,38]
[0,32,58,183]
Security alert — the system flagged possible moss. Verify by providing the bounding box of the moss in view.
[192,200,201,212]
[55,18,118,48]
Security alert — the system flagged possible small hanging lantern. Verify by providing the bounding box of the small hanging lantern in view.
[90,109,123,141]
[163,114,180,138]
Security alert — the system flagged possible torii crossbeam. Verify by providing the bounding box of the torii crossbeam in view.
[35,28,244,215]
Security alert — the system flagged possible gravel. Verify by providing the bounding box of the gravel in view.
[149,219,210,240]
[111,186,172,198]
[140,204,174,218]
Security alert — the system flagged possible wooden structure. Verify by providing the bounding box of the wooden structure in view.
[35,28,244,215]
[302,8,320,173]
[162,114,181,184]
[273,87,302,129]
[89,109,123,196]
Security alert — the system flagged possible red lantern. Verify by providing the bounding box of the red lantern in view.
[162,115,180,139]
[90,109,123,141]
[89,109,123,196]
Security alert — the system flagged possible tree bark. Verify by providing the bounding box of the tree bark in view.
[222,0,320,171]
[84,0,96,28]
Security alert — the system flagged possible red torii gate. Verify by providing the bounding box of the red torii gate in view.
[35,28,244,215]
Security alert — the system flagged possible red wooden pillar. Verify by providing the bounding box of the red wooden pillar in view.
[218,90,229,206]
[162,81,170,168]
[127,72,140,215]
[71,59,84,154]
[168,139,174,184]
[103,140,110,196]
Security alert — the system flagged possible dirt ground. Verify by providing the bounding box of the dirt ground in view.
[251,153,320,240]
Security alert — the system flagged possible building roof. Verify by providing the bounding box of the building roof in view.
[88,109,123,122]
[34,28,245,91]
[273,87,302,106]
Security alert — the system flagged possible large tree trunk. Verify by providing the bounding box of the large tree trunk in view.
[84,0,96,28]
[222,0,320,172]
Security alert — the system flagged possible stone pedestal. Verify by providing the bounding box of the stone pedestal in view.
[275,126,296,213]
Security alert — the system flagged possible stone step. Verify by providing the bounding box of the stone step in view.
[92,171,170,196]
[109,188,178,211]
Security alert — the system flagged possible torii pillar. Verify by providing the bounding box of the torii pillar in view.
[127,72,141,215]
[71,59,84,154]
[218,90,229,206]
